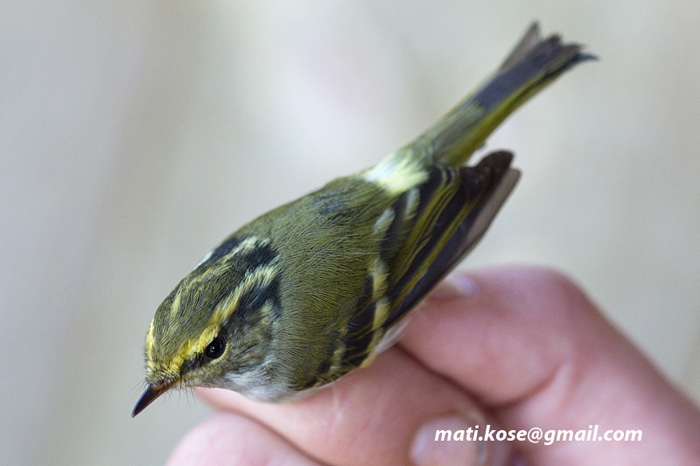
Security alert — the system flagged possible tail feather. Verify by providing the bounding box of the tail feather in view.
[411,23,594,167]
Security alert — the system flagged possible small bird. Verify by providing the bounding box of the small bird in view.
[133,23,592,416]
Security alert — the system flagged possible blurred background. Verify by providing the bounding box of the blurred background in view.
[2,1,699,464]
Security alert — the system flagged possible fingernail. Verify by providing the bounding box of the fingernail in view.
[427,274,479,301]
[410,414,485,466]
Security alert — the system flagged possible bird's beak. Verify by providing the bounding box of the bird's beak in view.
[132,380,175,417]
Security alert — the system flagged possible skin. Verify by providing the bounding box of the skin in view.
[167,266,700,465]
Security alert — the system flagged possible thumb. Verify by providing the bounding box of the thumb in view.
[400,266,700,464]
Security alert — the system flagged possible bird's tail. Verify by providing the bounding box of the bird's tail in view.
[410,23,594,167]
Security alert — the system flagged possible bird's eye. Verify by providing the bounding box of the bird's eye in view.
[204,335,226,360]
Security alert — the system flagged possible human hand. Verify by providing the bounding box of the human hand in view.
[168,266,700,465]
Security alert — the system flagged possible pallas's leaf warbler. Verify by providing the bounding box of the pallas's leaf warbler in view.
[133,23,592,416]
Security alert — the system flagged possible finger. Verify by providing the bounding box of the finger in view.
[400,266,700,463]
[167,412,323,466]
[197,347,501,466]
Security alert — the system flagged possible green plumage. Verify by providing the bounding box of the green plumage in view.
[133,23,593,416]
